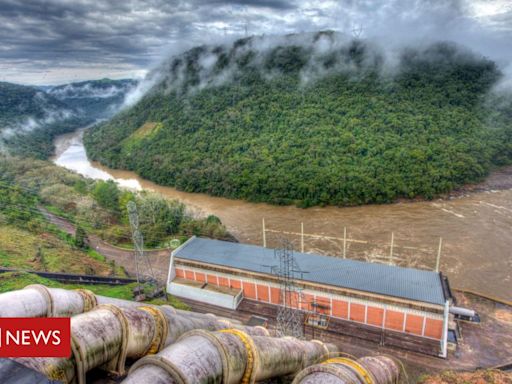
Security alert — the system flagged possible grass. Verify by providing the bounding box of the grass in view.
[129,122,162,140]
[0,271,189,310]
[0,224,125,276]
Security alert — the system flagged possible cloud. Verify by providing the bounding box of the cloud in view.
[0,0,511,85]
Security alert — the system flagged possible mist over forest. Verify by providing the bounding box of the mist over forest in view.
[84,32,512,207]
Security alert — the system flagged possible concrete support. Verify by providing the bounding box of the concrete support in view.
[123,329,337,384]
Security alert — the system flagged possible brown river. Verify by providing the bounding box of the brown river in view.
[53,129,512,301]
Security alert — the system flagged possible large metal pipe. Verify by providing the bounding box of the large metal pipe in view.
[292,356,400,384]
[0,284,96,317]
[449,306,476,317]
[15,304,268,384]
[0,284,243,329]
[123,329,337,384]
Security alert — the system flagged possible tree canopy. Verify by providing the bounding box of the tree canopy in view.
[84,37,512,207]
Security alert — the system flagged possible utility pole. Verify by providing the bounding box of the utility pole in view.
[343,227,347,259]
[301,222,304,253]
[389,232,394,265]
[435,237,443,272]
[262,218,267,248]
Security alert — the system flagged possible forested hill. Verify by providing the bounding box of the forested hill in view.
[48,78,137,119]
[0,81,88,158]
[0,79,136,159]
[84,32,512,207]
[0,81,74,128]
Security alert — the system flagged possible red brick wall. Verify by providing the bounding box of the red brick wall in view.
[350,303,366,323]
[172,266,441,341]
[405,314,424,336]
[257,284,269,302]
[301,293,314,311]
[270,287,281,304]
[207,274,217,285]
[175,268,185,278]
[332,299,348,319]
[243,282,257,299]
[424,318,443,339]
[290,291,300,309]
[315,296,331,315]
[367,306,384,327]
[195,272,206,282]
[185,270,195,280]
[385,310,405,331]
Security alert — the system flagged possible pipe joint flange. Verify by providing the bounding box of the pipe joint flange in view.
[311,339,331,360]
[24,284,53,317]
[324,358,375,384]
[129,355,188,384]
[96,304,130,376]
[292,362,361,384]
[138,306,170,355]
[75,289,98,312]
[218,328,259,384]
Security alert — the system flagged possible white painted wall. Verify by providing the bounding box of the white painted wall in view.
[168,281,242,310]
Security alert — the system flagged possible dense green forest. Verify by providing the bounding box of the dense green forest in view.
[0,79,136,159]
[84,33,512,207]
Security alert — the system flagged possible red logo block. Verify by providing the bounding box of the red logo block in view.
[0,318,71,357]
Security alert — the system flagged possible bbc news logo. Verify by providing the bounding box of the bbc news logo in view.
[0,318,70,357]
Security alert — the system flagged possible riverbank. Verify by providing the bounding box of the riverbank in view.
[52,128,512,302]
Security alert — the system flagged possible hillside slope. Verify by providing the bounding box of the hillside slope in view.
[84,32,512,206]
[0,79,136,159]
[0,81,89,158]
[48,78,137,119]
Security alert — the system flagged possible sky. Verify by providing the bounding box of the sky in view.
[1,0,511,85]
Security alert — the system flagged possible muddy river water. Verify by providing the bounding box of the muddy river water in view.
[53,129,512,301]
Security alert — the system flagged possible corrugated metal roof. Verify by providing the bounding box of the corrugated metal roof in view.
[173,237,446,306]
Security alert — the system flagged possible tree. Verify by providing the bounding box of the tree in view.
[35,246,47,272]
[74,225,88,249]
[92,180,120,213]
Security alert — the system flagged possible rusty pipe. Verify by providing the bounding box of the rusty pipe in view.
[291,356,400,384]
[122,329,337,384]
[15,304,268,384]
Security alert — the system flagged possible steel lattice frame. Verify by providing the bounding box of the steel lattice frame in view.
[127,201,159,288]
[274,239,304,339]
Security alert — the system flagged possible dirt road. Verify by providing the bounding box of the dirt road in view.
[39,207,171,281]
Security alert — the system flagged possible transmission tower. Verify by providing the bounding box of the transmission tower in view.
[127,201,161,299]
[273,239,305,338]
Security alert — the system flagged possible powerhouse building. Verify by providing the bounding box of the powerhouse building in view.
[167,237,452,356]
